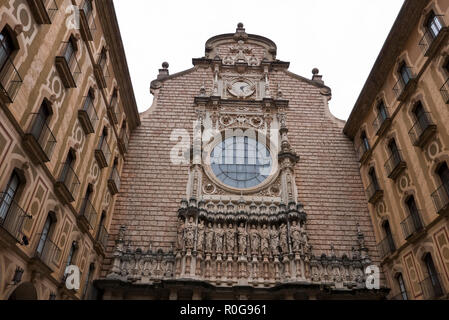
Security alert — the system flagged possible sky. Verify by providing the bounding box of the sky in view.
[114,0,404,121]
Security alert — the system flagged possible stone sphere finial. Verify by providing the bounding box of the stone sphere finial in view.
[312,68,319,75]
[162,62,169,69]
[237,22,244,29]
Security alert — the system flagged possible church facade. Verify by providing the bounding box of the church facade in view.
[96,23,386,300]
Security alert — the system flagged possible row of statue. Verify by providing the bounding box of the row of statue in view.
[177,216,310,257]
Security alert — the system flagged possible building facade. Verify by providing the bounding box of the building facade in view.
[0,0,139,300]
[344,0,449,300]
[95,24,387,300]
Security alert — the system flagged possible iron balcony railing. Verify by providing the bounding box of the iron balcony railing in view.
[0,193,31,243]
[107,95,119,124]
[79,0,96,40]
[431,182,449,214]
[372,108,391,135]
[0,41,22,103]
[418,15,445,56]
[119,129,129,154]
[440,78,449,103]
[95,137,112,168]
[108,167,120,195]
[378,235,396,260]
[28,113,57,161]
[384,150,405,179]
[57,163,80,200]
[34,235,61,268]
[79,198,97,230]
[63,43,81,84]
[420,274,445,299]
[393,67,415,99]
[96,225,109,250]
[366,182,383,204]
[357,143,370,162]
[43,0,58,21]
[26,0,58,24]
[78,95,98,134]
[401,211,424,240]
[409,112,436,146]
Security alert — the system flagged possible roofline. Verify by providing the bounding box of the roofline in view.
[205,32,277,56]
[343,0,430,138]
[95,0,141,129]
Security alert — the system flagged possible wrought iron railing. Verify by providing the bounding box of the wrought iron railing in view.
[431,182,449,214]
[119,129,129,153]
[79,198,97,230]
[44,0,59,21]
[366,182,382,203]
[97,137,111,167]
[61,41,81,84]
[80,0,96,36]
[378,235,396,260]
[96,225,109,250]
[440,78,449,103]
[357,143,370,162]
[28,113,57,161]
[384,150,405,178]
[409,113,435,146]
[0,41,22,103]
[110,167,120,191]
[35,235,61,268]
[57,163,80,199]
[107,94,119,124]
[418,15,445,55]
[420,274,445,299]
[0,193,31,243]
[372,108,391,134]
[80,95,98,130]
[393,67,414,99]
[401,211,424,239]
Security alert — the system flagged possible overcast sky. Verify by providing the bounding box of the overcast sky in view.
[114,0,404,120]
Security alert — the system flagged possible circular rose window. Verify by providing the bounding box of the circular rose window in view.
[210,136,273,189]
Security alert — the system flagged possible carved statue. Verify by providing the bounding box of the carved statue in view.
[196,219,205,252]
[184,216,195,250]
[225,223,236,255]
[215,223,224,254]
[260,224,270,256]
[269,224,280,256]
[176,217,185,250]
[205,222,214,253]
[238,223,248,255]
[290,220,302,253]
[250,225,260,255]
[279,223,289,255]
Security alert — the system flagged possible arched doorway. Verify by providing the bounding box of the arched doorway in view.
[8,282,38,300]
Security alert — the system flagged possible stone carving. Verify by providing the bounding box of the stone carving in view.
[197,219,205,252]
[215,223,225,254]
[177,217,184,250]
[270,225,280,256]
[260,224,270,256]
[225,223,236,255]
[279,223,289,255]
[250,225,260,255]
[238,223,248,255]
[205,222,214,253]
[184,216,196,250]
[290,220,302,253]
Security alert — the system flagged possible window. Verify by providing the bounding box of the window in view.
[413,102,431,130]
[99,127,108,148]
[424,253,444,296]
[396,274,408,300]
[0,171,21,221]
[210,136,272,189]
[98,48,107,70]
[427,12,443,38]
[399,63,412,86]
[0,27,16,72]
[61,151,76,182]
[36,214,54,255]
[383,220,396,252]
[377,101,388,122]
[83,89,94,111]
[65,241,78,269]
[80,184,93,217]
[388,139,400,160]
[406,196,423,230]
[83,263,95,299]
[63,38,76,66]
[97,212,106,238]
[369,168,380,190]
[30,100,52,140]
[361,131,370,152]
[437,162,449,195]
[83,0,93,20]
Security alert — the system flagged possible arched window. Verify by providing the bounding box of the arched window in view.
[80,184,93,218]
[388,139,401,162]
[60,149,76,182]
[63,35,77,67]
[426,12,443,39]
[0,170,22,220]
[30,99,53,141]
[396,273,408,300]
[36,214,55,256]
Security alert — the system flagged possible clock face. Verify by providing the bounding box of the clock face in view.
[210,136,273,189]
[229,80,255,98]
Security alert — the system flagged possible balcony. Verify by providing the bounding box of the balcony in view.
[22,113,57,164]
[93,63,110,89]
[55,44,81,88]
[95,138,111,169]
[108,167,120,196]
[78,97,98,135]
[408,113,437,148]
[77,198,97,233]
[0,193,31,245]
[107,97,119,125]
[431,182,449,215]
[54,163,80,204]
[78,1,96,42]
[440,78,449,104]
[94,225,109,256]
[372,109,392,136]
[32,236,61,271]
[378,236,396,260]
[366,182,383,204]
[0,44,22,104]
[419,20,448,57]
[118,130,129,155]
[384,151,406,180]
[393,72,417,102]
[357,143,371,163]
[401,212,424,240]
[26,0,58,24]
[420,274,445,299]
